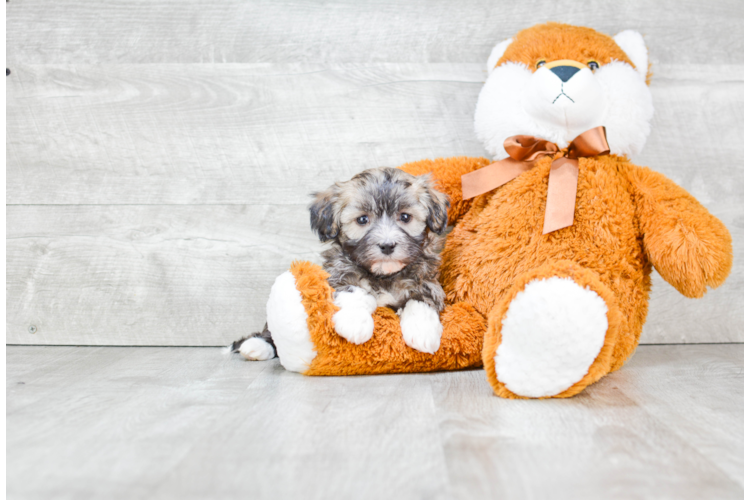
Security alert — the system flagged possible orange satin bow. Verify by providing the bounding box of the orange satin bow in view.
[461,126,610,234]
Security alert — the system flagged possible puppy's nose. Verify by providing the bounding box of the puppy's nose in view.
[379,243,396,255]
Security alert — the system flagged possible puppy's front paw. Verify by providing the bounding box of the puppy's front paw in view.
[333,308,375,344]
[332,287,377,345]
[400,300,443,354]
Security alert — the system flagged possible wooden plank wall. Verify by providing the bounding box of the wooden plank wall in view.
[6,0,743,346]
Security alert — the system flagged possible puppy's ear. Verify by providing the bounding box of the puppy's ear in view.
[416,174,450,235]
[309,184,341,242]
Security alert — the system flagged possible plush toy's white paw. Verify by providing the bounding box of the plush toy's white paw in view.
[494,277,608,397]
[266,271,317,373]
[400,300,443,354]
[333,287,377,345]
[239,337,275,361]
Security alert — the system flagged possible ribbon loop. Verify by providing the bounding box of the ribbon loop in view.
[567,126,610,160]
[504,135,559,162]
[461,126,609,234]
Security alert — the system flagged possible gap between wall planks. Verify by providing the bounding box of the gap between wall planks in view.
[6,202,742,346]
[6,0,744,346]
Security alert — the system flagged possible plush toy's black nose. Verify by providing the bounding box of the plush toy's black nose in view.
[549,65,580,82]
[379,243,396,255]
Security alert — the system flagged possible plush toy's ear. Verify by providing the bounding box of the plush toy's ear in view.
[486,38,514,74]
[613,30,649,81]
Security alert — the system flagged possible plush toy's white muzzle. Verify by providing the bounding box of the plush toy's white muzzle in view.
[525,60,606,139]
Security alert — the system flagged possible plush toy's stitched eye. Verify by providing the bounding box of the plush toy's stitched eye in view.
[588,61,600,71]
[356,215,369,225]
[536,60,546,69]
[399,213,411,223]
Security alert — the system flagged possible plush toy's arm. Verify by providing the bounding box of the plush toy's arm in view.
[400,157,491,226]
[628,165,733,298]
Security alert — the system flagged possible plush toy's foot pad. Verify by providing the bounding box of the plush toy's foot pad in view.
[495,277,608,397]
[266,270,317,373]
[484,261,621,399]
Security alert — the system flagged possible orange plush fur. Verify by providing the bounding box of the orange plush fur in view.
[291,260,486,376]
[495,22,651,83]
[278,23,732,398]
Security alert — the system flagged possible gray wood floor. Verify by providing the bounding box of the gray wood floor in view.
[6,0,744,347]
[7,344,743,500]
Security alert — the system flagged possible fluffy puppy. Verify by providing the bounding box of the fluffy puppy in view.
[311,167,450,353]
[232,167,450,360]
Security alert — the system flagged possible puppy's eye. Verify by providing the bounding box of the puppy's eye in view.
[587,60,600,71]
[356,215,369,225]
[536,60,546,69]
[399,213,411,223]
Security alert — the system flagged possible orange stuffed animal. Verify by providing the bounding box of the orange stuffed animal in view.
[253,23,732,399]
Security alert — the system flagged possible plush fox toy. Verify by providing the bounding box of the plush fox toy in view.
[253,23,732,398]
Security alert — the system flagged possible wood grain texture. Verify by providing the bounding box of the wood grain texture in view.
[744,344,750,492]
[6,63,743,207]
[6,204,324,345]
[432,344,743,499]
[6,344,743,499]
[6,0,743,65]
[5,0,744,346]
[741,174,750,342]
[6,63,485,205]
[6,204,743,346]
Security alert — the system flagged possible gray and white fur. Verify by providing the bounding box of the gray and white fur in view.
[232,167,450,359]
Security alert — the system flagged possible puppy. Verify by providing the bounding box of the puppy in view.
[232,167,450,360]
